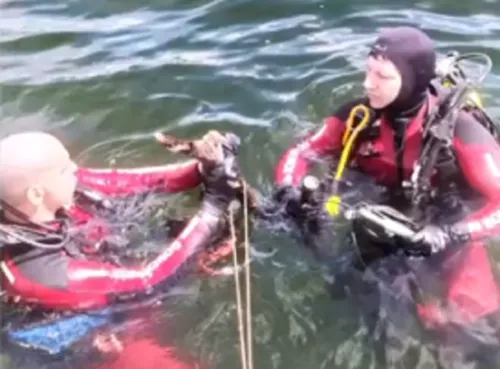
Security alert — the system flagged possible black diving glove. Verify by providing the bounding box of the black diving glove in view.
[272,184,304,218]
[272,175,325,219]
[201,133,242,208]
[406,224,471,257]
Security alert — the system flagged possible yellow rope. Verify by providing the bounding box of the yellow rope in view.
[324,104,371,216]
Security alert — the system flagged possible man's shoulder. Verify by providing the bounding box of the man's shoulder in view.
[454,109,498,145]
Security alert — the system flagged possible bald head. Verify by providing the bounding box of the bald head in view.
[0,132,77,219]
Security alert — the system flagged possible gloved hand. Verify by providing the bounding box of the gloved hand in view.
[193,130,227,171]
[200,133,243,208]
[406,224,470,257]
[272,184,310,220]
[272,175,326,219]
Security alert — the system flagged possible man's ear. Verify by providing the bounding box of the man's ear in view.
[25,185,45,207]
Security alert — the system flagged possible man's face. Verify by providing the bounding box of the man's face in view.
[363,55,402,109]
[27,147,78,212]
[44,154,78,211]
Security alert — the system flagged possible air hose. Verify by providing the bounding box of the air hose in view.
[324,104,371,217]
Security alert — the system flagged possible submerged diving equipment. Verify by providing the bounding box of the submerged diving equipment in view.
[345,203,425,256]
[345,203,421,242]
[6,310,112,355]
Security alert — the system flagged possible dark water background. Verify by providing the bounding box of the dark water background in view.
[2,0,500,368]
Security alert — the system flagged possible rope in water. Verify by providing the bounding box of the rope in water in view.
[229,183,253,369]
[229,204,247,369]
[243,182,253,369]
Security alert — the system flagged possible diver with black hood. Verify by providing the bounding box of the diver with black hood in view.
[274,26,500,368]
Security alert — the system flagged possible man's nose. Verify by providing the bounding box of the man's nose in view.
[363,74,375,91]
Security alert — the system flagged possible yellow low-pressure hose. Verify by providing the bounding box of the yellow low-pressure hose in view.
[324,104,371,217]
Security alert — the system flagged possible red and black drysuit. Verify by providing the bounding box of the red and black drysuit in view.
[275,27,500,334]
[0,160,225,311]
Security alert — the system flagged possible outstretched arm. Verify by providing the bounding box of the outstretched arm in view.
[76,131,232,197]
[77,160,202,196]
[67,204,221,302]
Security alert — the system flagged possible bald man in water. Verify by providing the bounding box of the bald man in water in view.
[0,131,238,369]
[0,130,237,311]
[0,132,79,223]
